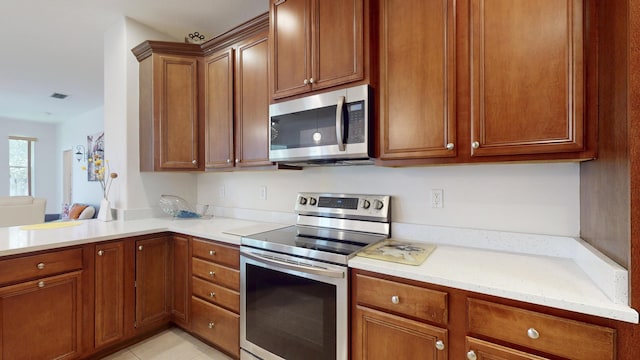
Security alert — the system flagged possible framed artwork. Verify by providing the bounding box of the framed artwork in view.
[87,131,104,181]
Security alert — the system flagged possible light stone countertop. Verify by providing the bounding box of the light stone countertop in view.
[0,216,636,324]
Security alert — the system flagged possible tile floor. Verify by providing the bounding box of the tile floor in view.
[100,328,233,360]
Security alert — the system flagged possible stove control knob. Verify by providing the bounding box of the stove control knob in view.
[309,197,317,206]
[299,196,308,205]
[374,199,384,210]
[362,200,371,209]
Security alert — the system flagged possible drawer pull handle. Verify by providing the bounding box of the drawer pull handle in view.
[209,271,216,277]
[98,250,104,256]
[209,250,216,256]
[36,262,45,270]
[208,322,215,329]
[209,292,216,298]
[435,340,445,351]
[527,327,540,339]
[391,295,400,304]
[38,281,45,288]
[467,350,477,360]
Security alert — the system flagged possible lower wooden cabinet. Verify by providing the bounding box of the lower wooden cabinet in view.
[0,271,83,360]
[352,269,617,360]
[135,236,171,329]
[465,337,548,360]
[353,305,448,359]
[191,296,240,357]
[95,241,125,349]
[171,235,190,328]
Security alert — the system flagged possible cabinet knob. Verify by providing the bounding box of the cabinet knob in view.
[209,292,216,298]
[391,295,400,304]
[209,250,216,256]
[209,271,216,277]
[38,281,45,288]
[36,262,45,270]
[97,250,104,256]
[235,159,239,163]
[309,78,315,84]
[192,160,197,165]
[435,340,445,351]
[303,79,309,85]
[527,327,540,339]
[208,322,215,329]
[138,245,143,251]
[467,350,477,360]
[226,159,231,163]
[472,141,480,149]
[446,143,454,150]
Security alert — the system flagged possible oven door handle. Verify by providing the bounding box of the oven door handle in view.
[242,251,345,279]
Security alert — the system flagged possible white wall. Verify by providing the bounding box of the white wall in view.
[103,17,198,219]
[57,107,105,207]
[197,162,581,236]
[0,117,59,213]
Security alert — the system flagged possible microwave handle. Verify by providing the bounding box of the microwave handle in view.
[336,95,346,151]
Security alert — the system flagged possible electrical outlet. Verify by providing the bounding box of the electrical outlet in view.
[431,189,444,208]
[218,186,225,199]
[259,186,267,200]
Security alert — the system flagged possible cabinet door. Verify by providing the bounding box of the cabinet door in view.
[135,236,171,329]
[171,235,190,328]
[466,337,548,360]
[353,305,447,360]
[311,0,364,91]
[0,272,82,360]
[95,241,125,349]
[270,0,311,99]
[204,49,235,169]
[154,54,201,169]
[470,0,584,156]
[235,32,273,167]
[379,0,456,160]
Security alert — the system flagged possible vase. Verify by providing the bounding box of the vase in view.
[97,198,113,221]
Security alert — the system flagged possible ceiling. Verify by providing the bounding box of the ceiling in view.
[0,0,268,124]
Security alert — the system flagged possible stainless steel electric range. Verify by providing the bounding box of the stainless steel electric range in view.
[240,192,391,360]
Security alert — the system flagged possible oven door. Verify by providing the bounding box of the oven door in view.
[240,247,347,360]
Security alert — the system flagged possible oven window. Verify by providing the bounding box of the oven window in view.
[246,263,337,360]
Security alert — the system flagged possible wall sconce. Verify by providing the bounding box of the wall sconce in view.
[75,145,86,162]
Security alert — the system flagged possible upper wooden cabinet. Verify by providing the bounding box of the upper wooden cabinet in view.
[133,42,203,172]
[269,0,365,99]
[203,20,273,169]
[204,49,235,168]
[235,32,272,168]
[377,0,597,166]
[469,0,586,157]
[379,0,456,160]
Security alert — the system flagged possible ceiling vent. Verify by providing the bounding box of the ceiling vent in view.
[50,92,69,99]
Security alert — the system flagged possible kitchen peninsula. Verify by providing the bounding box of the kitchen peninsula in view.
[0,215,635,359]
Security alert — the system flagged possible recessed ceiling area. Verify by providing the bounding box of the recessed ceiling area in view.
[0,0,268,124]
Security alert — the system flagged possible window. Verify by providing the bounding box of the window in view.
[9,137,36,196]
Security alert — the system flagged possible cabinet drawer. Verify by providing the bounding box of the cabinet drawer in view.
[466,337,548,360]
[467,298,615,360]
[192,257,240,291]
[191,296,239,358]
[0,248,83,285]
[192,276,239,313]
[355,273,448,325]
[192,238,239,269]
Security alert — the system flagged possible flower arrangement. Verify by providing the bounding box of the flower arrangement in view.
[82,155,118,200]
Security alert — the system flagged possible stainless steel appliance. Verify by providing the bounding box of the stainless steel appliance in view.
[268,85,373,166]
[240,192,391,360]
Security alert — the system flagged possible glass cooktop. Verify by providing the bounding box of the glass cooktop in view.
[241,225,387,265]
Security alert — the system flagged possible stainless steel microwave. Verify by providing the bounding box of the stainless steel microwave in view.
[269,85,373,166]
